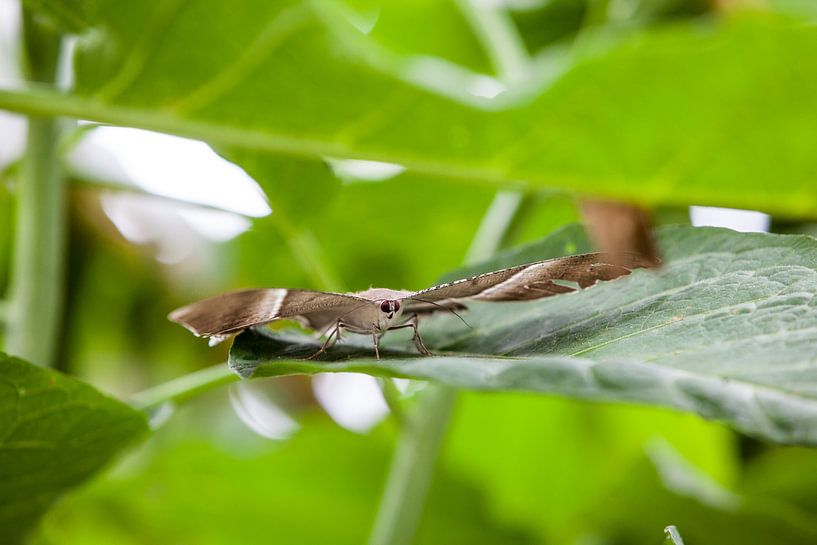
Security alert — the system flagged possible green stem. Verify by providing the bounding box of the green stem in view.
[368,385,455,545]
[456,0,530,84]
[377,377,407,426]
[286,227,346,292]
[368,190,526,545]
[5,14,65,367]
[130,363,238,411]
[464,190,525,263]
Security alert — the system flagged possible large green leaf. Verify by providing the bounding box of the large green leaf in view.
[0,353,148,545]
[229,225,817,444]
[2,6,817,215]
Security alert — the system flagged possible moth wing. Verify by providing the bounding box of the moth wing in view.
[404,252,654,305]
[168,288,372,338]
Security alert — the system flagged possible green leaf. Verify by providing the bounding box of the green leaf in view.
[230,225,817,445]
[0,353,148,545]
[37,405,535,545]
[665,525,686,545]
[3,8,817,215]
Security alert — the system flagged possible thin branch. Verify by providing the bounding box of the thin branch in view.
[456,0,530,85]
[464,189,525,263]
[130,363,238,411]
[267,210,346,293]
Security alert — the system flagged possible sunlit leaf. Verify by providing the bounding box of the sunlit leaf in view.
[2,7,817,214]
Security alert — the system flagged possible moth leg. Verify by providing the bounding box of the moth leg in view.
[307,320,345,360]
[388,314,432,356]
[371,326,381,360]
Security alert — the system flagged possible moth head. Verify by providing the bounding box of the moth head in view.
[379,299,400,319]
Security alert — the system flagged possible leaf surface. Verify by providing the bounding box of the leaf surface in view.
[230,226,817,444]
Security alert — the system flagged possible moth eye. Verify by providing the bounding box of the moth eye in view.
[393,301,400,311]
[380,300,391,312]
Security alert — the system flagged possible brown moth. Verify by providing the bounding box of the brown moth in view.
[168,252,653,359]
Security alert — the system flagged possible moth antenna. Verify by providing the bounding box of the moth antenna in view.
[407,297,473,329]
[337,301,372,320]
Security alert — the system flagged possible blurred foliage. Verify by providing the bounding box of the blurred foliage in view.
[37,395,534,545]
[2,0,817,544]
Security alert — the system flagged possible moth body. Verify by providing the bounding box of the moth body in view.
[352,288,409,333]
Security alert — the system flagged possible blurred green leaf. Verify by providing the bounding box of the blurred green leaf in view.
[0,353,148,545]
[230,226,817,445]
[444,392,735,543]
[2,8,817,214]
[355,0,492,72]
[738,447,817,516]
[593,443,817,545]
[220,150,344,290]
[221,151,337,227]
[37,403,534,545]
[225,173,498,293]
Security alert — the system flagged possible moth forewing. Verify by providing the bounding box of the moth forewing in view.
[168,288,373,338]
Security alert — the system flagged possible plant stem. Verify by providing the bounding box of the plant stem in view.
[456,0,530,85]
[377,377,407,426]
[464,190,525,263]
[5,13,65,367]
[368,190,526,545]
[130,363,238,410]
[368,385,455,545]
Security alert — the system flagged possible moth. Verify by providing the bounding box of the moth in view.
[169,252,652,359]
